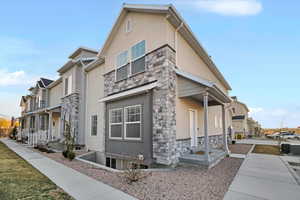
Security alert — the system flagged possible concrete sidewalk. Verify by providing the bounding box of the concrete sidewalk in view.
[224,153,300,200]
[1,139,136,200]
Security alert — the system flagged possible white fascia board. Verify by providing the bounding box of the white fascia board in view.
[174,68,214,88]
[99,82,157,103]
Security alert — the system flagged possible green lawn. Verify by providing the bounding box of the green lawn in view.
[0,141,74,200]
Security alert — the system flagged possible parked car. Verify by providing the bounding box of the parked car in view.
[279,132,297,139]
[267,132,281,139]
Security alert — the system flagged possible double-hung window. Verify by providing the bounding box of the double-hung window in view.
[131,40,145,75]
[109,108,123,139]
[116,51,129,81]
[64,75,72,95]
[115,40,146,81]
[91,115,97,136]
[124,105,142,140]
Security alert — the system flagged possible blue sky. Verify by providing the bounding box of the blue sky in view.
[0,0,299,128]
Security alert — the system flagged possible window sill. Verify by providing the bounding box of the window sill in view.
[114,70,146,83]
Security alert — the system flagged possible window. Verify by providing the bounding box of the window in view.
[64,75,72,95]
[64,77,68,95]
[91,115,97,136]
[131,41,145,75]
[125,19,132,33]
[106,157,116,169]
[116,51,129,81]
[124,105,142,140]
[214,116,218,128]
[109,108,123,139]
[115,40,146,81]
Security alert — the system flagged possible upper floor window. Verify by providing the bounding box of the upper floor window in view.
[116,51,129,81]
[91,115,98,136]
[115,40,146,81]
[125,19,132,33]
[64,75,72,96]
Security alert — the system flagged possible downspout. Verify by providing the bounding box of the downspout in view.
[175,22,183,66]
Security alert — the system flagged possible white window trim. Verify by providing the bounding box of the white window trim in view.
[115,50,129,82]
[130,40,146,76]
[91,115,97,136]
[109,108,123,140]
[124,105,142,140]
[125,18,132,33]
[115,40,146,82]
[215,115,218,128]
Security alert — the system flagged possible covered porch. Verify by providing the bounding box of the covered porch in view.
[20,106,62,147]
[175,69,231,167]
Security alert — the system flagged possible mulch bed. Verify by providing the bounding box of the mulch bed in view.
[228,144,253,154]
[39,151,243,200]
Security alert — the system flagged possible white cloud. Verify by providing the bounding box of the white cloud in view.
[249,106,300,128]
[177,0,262,16]
[0,69,38,86]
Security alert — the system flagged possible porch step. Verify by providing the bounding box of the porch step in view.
[179,150,226,168]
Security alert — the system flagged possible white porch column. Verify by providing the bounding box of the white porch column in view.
[222,105,230,154]
[48,112,52,141]
[203,92,210,161]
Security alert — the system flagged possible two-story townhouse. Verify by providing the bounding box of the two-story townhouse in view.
[230,96,250,138]
[19,47,98,147]
[83,4,233,168]
[19,78,54,145]
[57,47,98,146]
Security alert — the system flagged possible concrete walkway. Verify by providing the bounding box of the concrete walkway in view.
[224,153,300,200]
[1,139,136,200]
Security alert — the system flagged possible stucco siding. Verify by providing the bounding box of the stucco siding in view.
[85,63,105,152]
[103,12,168,73]
[49,82,62,107]
[176,97,224,140]
[175,34,227,93]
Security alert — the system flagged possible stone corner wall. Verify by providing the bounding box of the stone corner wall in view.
[103,45,178,165]
[61,93,80,144]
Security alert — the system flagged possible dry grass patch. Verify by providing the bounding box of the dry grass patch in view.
[229,144,253,154]
[0,142,74,200]
[252,144,281,155]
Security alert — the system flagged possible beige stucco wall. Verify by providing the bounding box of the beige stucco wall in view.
[85,63,105,152]
[103,12,169,73]
[61,65,77,96]
[49,82,63,107]
[176,97,225,140]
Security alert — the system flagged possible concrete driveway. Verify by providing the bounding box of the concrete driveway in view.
[224,153,300,200]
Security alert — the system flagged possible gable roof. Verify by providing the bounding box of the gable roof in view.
[97,3,231,90]
[40,78,54,87]
[68,46,98,59]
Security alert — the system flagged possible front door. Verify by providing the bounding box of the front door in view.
[189,110,197,147]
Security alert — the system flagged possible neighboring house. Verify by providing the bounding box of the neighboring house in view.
[83,4,232,168]
[19,47,98,147]
[247,117,262,137]
[19,4,234,168]
[230,96,250,138]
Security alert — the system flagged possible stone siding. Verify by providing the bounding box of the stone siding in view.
[61,93,80,144]
[176,134,225,156]
[104,45,177,165]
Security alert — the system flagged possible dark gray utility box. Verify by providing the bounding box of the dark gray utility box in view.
[290,145,300,155]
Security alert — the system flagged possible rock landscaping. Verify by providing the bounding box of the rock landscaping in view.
[39,151,243,200]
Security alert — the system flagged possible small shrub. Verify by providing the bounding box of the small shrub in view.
[67,151,75,160]
[62,150,68,158]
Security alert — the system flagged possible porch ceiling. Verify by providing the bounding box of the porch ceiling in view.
[175,68,231,105]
